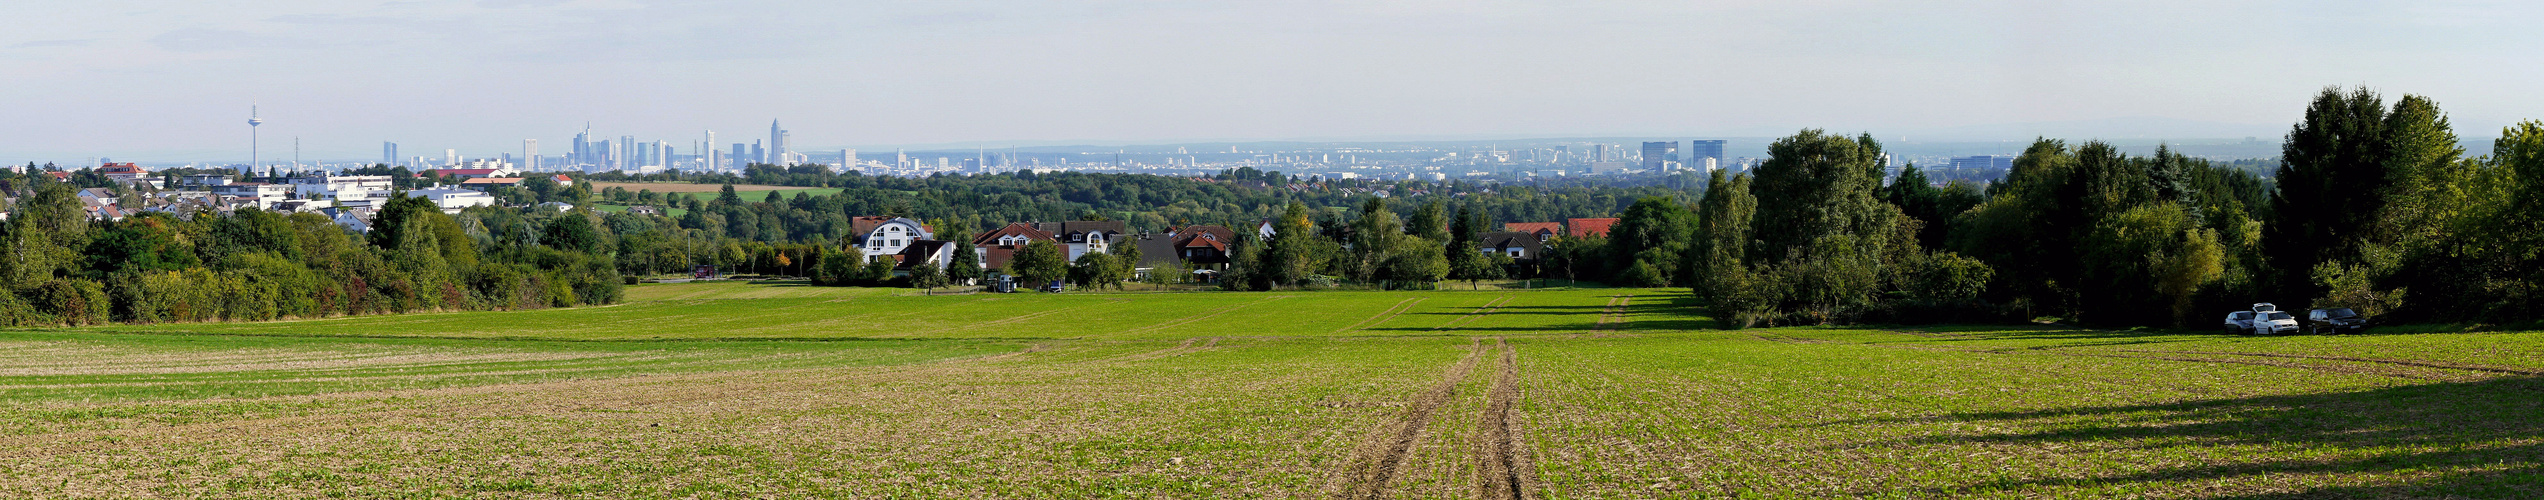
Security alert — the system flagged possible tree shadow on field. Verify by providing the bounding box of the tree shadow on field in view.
[1872,375,2544,498]
[1371,294,1713,333]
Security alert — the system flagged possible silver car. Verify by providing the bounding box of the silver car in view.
[2223,310,2300,335]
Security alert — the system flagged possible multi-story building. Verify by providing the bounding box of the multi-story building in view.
[1687,140,1726,171]
[1641,141,1677,171]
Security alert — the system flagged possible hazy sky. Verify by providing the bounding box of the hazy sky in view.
[5,0,2541,162]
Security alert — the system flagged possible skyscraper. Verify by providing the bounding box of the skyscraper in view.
[704,130,717,171]
[382,142,398,167]
[768,120,788,166]
[619,135,636,171]
[841,149,856,170]
[752,141,765,166]
[524,139,539,171]
[1686,140,1726,170]
[573,124,592,167]
[1641,141,1678,171]
[731,143,748,169]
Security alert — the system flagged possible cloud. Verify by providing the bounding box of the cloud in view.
[9,39,95,48]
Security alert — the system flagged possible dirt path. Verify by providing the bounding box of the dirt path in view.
[1336,338,1486,500]
[1473,337,1534,500]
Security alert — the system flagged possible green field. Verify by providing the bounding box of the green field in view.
[3,282,2538,498]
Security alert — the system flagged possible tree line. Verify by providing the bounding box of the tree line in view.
[0,177,622,326]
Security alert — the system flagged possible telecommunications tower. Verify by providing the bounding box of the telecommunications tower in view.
[248,105,264,173]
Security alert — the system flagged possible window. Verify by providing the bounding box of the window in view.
[1509,249,1524,257]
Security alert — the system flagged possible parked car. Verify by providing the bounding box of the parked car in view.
[2222,311,2256,335]
[2309,308,2367,335]
[2224,307,2301,335]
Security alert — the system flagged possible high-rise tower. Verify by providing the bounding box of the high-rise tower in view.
[572,124,592,167]
[1641,141,1678,171]
[524,139,539,171]
[383,142,398,167]
[768,119,789,166]
[1686,140,1726,172]
[247,105,263,173]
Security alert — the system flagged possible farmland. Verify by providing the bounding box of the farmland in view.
[3,282,2539,498]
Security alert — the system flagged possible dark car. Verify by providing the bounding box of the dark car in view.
[2308,308,2366,335]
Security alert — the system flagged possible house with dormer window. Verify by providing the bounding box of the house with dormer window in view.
[971,222,1060,271]
[1026,221,1129,260]
[849,216,935,259]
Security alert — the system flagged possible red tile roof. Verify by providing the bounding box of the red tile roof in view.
[1504,222,1562,238]
[1566,218,1619,238]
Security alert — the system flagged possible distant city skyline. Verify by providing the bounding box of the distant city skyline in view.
[6,1,2540,162]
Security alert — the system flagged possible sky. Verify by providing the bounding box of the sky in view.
[4,0,2541,163]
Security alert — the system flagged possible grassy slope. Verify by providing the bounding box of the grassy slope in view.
[1,282,2538,498]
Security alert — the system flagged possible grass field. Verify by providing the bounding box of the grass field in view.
[3,282,2539,498]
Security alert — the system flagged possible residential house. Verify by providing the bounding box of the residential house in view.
[1566,218,1619,238]
[1476,231,1545,263]
[848,216,935,259]
[1110,232,1189,280]
[1025,220,1128,260]
[1504,222,1562,242]
[1169,225,1238,267]
[321,207,374,233]
[971,222,1059,271]
[892,240,956,274]
[286,174,394,205]
[180,174,234,188]
[458,177,525,193]
[98,163,154,188]
[406,188,495,214]
[207,183,291,210]
[428,168,513,180]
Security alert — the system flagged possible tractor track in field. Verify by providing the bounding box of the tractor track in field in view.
[1109,337,1225,362]
[1434,295,1516,332]
[1337,338,1485,500]
[1335,297,1428,334]
[1122,296,1285,336]
[1473,337,1535,500]
[1580,296,1635,337]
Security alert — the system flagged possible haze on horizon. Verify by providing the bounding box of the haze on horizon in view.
[4,0,2539,162]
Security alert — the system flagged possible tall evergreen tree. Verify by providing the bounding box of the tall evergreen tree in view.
[2270,86,2395,298]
